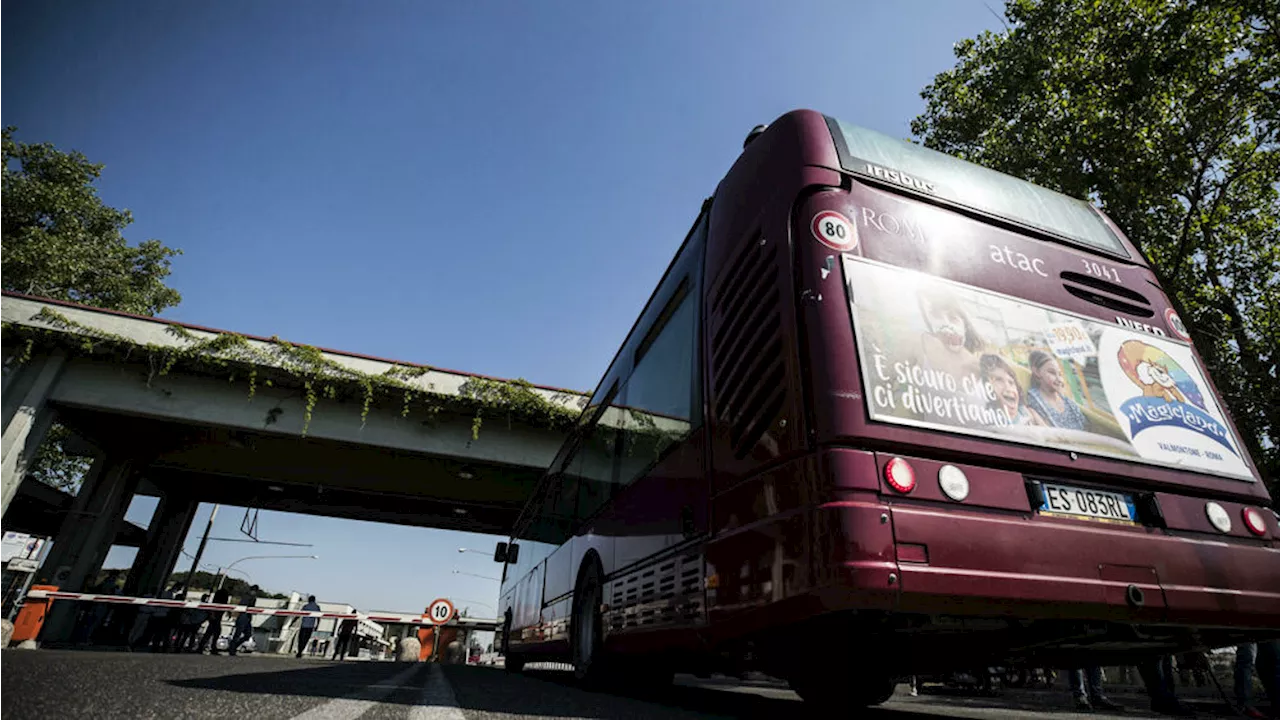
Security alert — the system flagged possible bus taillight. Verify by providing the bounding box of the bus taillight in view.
[1242,507,1269,537]
[1205,502,1232,533]
[884,457,916,494]
[937,465,970,502]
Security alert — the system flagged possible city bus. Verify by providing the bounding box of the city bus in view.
[492,109,1279,708]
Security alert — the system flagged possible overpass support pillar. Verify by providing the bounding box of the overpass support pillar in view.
[36,452,144,643]
[125,491,197,598]
[1,350,67,519]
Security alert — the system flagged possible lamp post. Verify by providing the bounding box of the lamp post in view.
[457,547,490,556]
[215,555,319,591]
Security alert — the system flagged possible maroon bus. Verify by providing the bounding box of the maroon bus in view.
[494,110,1279,709]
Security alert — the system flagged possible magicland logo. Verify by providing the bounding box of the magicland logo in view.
[1115,340,1237,455]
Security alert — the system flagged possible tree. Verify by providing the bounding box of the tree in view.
[912,0,1279,492]
[4,128,184,494]
[2,127,182,316]
[166,570,288,600]
[26,424,94,495]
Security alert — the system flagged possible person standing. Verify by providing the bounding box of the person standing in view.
[154,585,183,652]
[1139,655,1195,717]
[1235,641,1280,720]
[332,615,357,660]
[199,587,231,654]
[296,595,321,658]
[1069,666,1125,711]
[228,596,255,656]
[175,595,208,653]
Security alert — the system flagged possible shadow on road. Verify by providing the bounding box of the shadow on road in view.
[440,666,956,720]
[167,660,429,705]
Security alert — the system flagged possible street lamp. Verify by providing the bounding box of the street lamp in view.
[457,547,490,556]
[216,555,319,590]
[452,569,500,582]
[180,551,251,587]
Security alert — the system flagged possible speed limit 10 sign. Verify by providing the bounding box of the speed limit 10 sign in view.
[426,598,455,624]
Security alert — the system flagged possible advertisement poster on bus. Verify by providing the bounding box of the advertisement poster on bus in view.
[844,257,1255,481]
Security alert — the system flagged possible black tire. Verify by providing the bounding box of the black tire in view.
[504,653,525,673]
[791,675,896,711]
[571,561,610,685]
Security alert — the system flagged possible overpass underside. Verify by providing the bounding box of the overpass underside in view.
[1,293,580,644]
[58,406,542,534]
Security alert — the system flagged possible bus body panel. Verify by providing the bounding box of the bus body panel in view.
[889,501,1280,630]
[543,542,575,613]
[590,426,709,641]
[705,110,843,490]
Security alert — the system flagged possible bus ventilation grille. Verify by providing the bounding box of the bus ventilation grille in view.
[607,552,704,631]
[1060,271,1154,318]
[710,234,785,459]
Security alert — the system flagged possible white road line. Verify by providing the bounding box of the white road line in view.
[408,664,467,720]
[287,664,425,720]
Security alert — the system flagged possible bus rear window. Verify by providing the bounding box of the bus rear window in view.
[825,117,1128,258]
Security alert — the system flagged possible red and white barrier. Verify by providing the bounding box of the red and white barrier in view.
[22,588,497,627]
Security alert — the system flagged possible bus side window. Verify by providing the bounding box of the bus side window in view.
[530,474,576,544]
[576,404,624,521]
[617,287,698,487]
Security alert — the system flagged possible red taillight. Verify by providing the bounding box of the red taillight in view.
[1242,507,1268,536]
[884,457,916,494]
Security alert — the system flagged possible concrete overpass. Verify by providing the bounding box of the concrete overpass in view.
[1,292,583,637]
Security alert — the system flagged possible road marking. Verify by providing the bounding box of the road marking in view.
[408,664,467,720]
[287,664,425,720]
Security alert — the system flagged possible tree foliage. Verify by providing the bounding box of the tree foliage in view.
[912,0,1279,491]
[26,423,94,495]
[167,570,289,600]
[4,129,185,495]
[2,127,182,316]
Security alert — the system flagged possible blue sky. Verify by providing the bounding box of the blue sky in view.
[3,0,999,615]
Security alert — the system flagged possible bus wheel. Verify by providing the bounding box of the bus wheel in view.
[790,674,895,710]
[571,563,609,685]
[503,653,525,673]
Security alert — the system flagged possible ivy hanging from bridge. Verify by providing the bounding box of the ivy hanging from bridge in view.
[3,308,583,439]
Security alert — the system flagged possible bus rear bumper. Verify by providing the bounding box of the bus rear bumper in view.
[880,503,1280,631]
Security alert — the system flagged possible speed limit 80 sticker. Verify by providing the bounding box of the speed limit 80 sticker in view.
[811,210,857,252]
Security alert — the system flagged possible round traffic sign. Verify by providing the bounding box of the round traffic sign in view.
[810,210,857,252]
[427,598,455,625]
[1165,308,1191,342]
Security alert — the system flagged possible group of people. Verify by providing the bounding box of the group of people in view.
[979,349,1088,431]
[292,594,361,661]
[1069,642,1279,717]
[70,585,362,660]
[129,586,254,655]
[918,292,1094,433]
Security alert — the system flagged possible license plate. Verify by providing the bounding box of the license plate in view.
[1039,483,1136,523]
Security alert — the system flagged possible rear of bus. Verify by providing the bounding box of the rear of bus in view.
[702,111,1280,688]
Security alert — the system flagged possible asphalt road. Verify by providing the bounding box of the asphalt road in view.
[0,650,1248,719]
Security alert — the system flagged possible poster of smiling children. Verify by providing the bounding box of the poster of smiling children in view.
[844,256,1255,481]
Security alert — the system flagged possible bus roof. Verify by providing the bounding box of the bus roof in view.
[824,116,1129,259]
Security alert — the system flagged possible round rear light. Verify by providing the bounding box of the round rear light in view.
[1242,507,1268,536]
[884,457,916,494]
[937,465,970,502]
[1205,502,1232,533]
